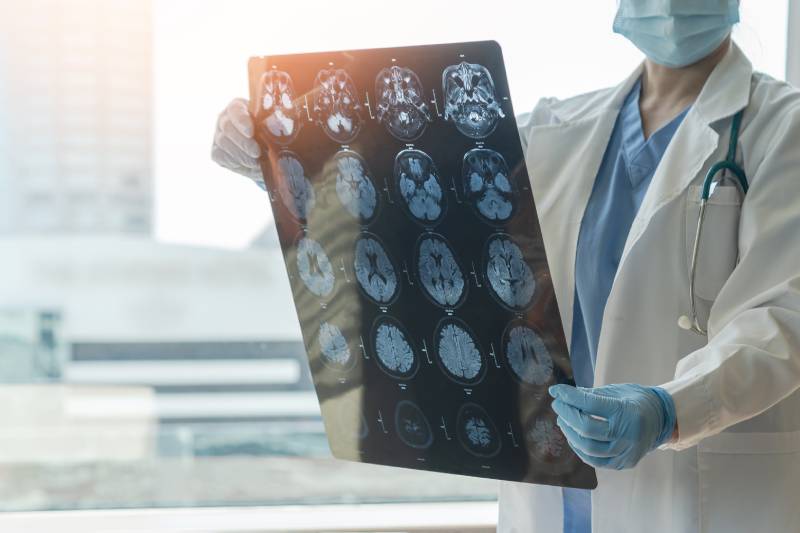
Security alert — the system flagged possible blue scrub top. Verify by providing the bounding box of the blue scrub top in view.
[562,78,691,533]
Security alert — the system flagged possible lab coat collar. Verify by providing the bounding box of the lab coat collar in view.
[617,41,752,127]
[608,63,645,114]
[692,42,753,126]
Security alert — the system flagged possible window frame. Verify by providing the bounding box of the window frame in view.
[789,0,800,85]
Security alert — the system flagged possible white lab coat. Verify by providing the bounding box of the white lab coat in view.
[499,43,800,533]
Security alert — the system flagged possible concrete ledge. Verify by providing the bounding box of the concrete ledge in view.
[0,502,498,533]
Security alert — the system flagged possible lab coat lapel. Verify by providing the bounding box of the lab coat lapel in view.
[593,44,753,379]
[617,43,754,267]
[528,67,642,346]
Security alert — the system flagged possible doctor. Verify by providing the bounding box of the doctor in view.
[211,1,800,531]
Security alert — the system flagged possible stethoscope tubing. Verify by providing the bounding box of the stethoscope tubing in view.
[682,109,748,336]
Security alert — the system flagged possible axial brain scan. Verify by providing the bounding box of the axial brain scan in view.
[485,234,536,310]
[313,68,363,144]
[331,150,378,222]
[463,148,515,223]
[443,61,506,138]
[525,412,569,464]
[417,234,466,308]
[296,237,335,298]
[276,151,315,222]
[436,319,484,383]
[354,234,398,304]
[373,317,416,378]
[319,322,352,370]
[375,65,432,141]
[504,325,554,386]
[394,149,445,225]
[257,70,302,145]
[457,403,501,458]
[395,400,433,449]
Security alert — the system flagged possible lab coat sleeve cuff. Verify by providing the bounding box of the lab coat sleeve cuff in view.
[657,372,719,451]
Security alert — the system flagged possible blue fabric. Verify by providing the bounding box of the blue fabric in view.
[561,78,690,533]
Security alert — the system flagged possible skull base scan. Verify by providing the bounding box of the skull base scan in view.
[463,148,515,223]
[313,68,363,144]
[394,149,446,226]
[375,65,432,141]
[257,70,302,145]
[330,150,378,223]
[443,61,506,139]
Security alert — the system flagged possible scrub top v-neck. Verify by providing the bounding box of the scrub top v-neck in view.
[562,78,691,533]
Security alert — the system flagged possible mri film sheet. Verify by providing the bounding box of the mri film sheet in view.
[249,41,596,489]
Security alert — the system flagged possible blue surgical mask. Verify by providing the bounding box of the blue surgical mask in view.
[613,0,740,68]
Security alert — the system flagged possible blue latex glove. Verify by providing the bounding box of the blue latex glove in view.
[548,383,676,470]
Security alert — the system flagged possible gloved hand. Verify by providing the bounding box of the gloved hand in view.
[211,98,264,184]
[548,383,676,470]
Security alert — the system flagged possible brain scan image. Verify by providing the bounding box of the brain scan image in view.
[394,149,446,226]
[462,148,516,223]
[443,62,506,138]
[485,234,536,310]
[372,317,417,379]
[416,234,466,308]
[375,65,432,141]
[456,403,501,458]
[256,70,302,145]
[504,324,554,387]
[525,412,570,465]
[318,322,353,370]
[395,400,433,449]
[330,150,378,223]
[354,234,398,304]
[313,68,363,144]
[435,318,484,384]
[296,237,335,298]
[275,151,315,222]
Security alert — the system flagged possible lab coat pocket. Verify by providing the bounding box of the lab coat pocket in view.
[697,431,800,533]
[684,184,742,302]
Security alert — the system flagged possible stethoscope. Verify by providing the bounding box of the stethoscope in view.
[678,109,749,336]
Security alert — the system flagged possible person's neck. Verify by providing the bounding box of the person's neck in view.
[640,38,732,111]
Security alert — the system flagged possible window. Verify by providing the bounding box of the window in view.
[0,0,792,530]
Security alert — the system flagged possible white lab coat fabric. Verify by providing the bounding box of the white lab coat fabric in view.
[499,43,800,533]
